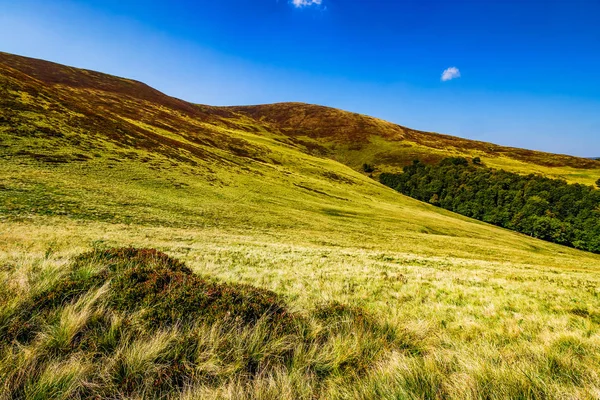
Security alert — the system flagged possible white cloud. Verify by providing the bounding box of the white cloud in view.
[291,0,322,8]
[441,67,461,82]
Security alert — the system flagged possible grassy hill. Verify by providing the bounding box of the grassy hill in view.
[1,52,600,399]
[227,103,600,186]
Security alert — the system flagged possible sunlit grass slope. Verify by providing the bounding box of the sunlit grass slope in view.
[1,52,600,399]
[1,51,598,264]
[3,223,600,399]
[228,103,600,186]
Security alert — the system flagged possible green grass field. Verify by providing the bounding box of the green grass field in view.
[1,52,600,399]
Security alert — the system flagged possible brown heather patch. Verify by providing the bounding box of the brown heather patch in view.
[74,248,294,328]
[0,248,406,398]
[1,248,294,345]
[228,103,600,171]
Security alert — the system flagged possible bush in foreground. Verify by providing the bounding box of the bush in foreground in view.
[0,248,402,399]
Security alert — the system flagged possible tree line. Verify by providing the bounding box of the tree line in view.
[380,158,600,253]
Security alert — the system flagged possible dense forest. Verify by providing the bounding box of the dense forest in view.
[380,158,600,253]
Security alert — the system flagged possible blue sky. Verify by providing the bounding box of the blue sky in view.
[1,0,599,156]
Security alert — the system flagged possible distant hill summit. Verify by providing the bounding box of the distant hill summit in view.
[227,103,600,183]
[1,51,599,186]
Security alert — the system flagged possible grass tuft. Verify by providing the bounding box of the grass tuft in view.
[0,248,411,398]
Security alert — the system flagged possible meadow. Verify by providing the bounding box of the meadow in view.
[2,217,600,399]
[1,52,600,399]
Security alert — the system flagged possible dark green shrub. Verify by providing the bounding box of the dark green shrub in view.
[362,163,375,173]
[440,157,469,167]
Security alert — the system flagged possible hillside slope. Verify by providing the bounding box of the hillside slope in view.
[0,51,597,267]
[227,103,600,185]
[2,52,600,399]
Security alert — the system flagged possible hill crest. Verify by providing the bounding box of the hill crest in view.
[2,51,599,180]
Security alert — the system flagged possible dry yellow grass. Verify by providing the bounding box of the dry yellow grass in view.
[1,218,600,398]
